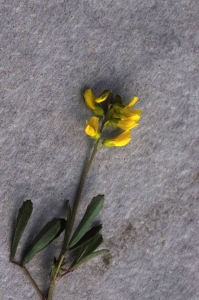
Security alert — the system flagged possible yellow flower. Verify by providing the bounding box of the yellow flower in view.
[95,90,110,103]
[83,89,110,116]
[117,116,139,130]
[85,116,101,139]
[107,113,141,130]
[112,96,141,119]
[102,130,131,147]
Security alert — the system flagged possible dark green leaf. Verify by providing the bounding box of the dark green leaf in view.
[70,234,103,269]
[71,249,109,270]
[69,195,104,247]
[23,218,64,264]
[11,200,33,260]
[70,245,86,268]
[69,224,102,251]
[82,234,103,257]
[54,219,66,239]
[62,200,72,252]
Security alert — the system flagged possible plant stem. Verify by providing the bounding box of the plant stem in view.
[69,140,99,237]
[46,280,55,300]
[46,140,99,300]
[11,260,44,300]
[46,111,109,299]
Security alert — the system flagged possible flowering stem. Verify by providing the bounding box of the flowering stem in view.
[69,112,108,234]
[46,111,109,300]
[46,140,100,300]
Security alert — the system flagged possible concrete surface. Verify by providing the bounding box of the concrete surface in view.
[1,1,199,299]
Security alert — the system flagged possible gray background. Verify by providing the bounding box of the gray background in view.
[1,1,199,299]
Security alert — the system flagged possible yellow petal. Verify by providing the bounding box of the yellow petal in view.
[114,130,131,146]
[126,96,139,107]
[83,89,96,110]
[120,108,142,119]
[85,125,96,137]
[95,90,110,103]
[102,130,131,147]
[117,118,139,130]
[89,116,99,132]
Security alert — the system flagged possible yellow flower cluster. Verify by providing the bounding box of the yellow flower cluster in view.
[83,88,141,147]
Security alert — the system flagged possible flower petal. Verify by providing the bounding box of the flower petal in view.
[89,116,99,132]
[114,130,131,146]
[102,130,131,147]
[126,96,139,107]
[95,90,110,103]
[83,89,96,110]
[85,125,96,137]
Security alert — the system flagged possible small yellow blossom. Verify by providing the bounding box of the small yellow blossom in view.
[112,96,141,119]
[83,89,110,116]
[117,116,139,130]
[102,130,131,147]
[85,116,101,139]
[107,114,141,130]
[95,90,110,103]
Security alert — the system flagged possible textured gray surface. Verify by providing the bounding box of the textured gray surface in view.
[1,1,199,299]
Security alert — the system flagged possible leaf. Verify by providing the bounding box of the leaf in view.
[69,224,102,251]
[82,234,103,257]
[69,194,104,247]
[70,245,86,268]
[11,200,33,260]
[23,218,65,264]
[70,234,104,269]
[62,200,72,252]
[71,250,109,270]
[53,219,66,240]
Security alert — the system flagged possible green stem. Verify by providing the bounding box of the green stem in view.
[11,260,44,300]
[46,109,110,299]
[46,280,55,300]
[69,140,99,237]
[47,140,100,300]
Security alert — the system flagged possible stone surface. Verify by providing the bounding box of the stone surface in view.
[1,1,199,299]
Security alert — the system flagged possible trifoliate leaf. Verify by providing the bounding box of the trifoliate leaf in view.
[11,200,33,260]
[69,195,104,247]
[23,218,65,264]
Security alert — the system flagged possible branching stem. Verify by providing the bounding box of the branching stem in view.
[11,260,44,300]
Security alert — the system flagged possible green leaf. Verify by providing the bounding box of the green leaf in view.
[11,200,33,260]
[82,234,103,257]
[23,218,65,264]
[70,234,104,269]
[53,219,66,240]
[69,224,102,251]
[71,249,109,270]
[70,245,86,268]
[69,195,104,247]
[62,200,72,252]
